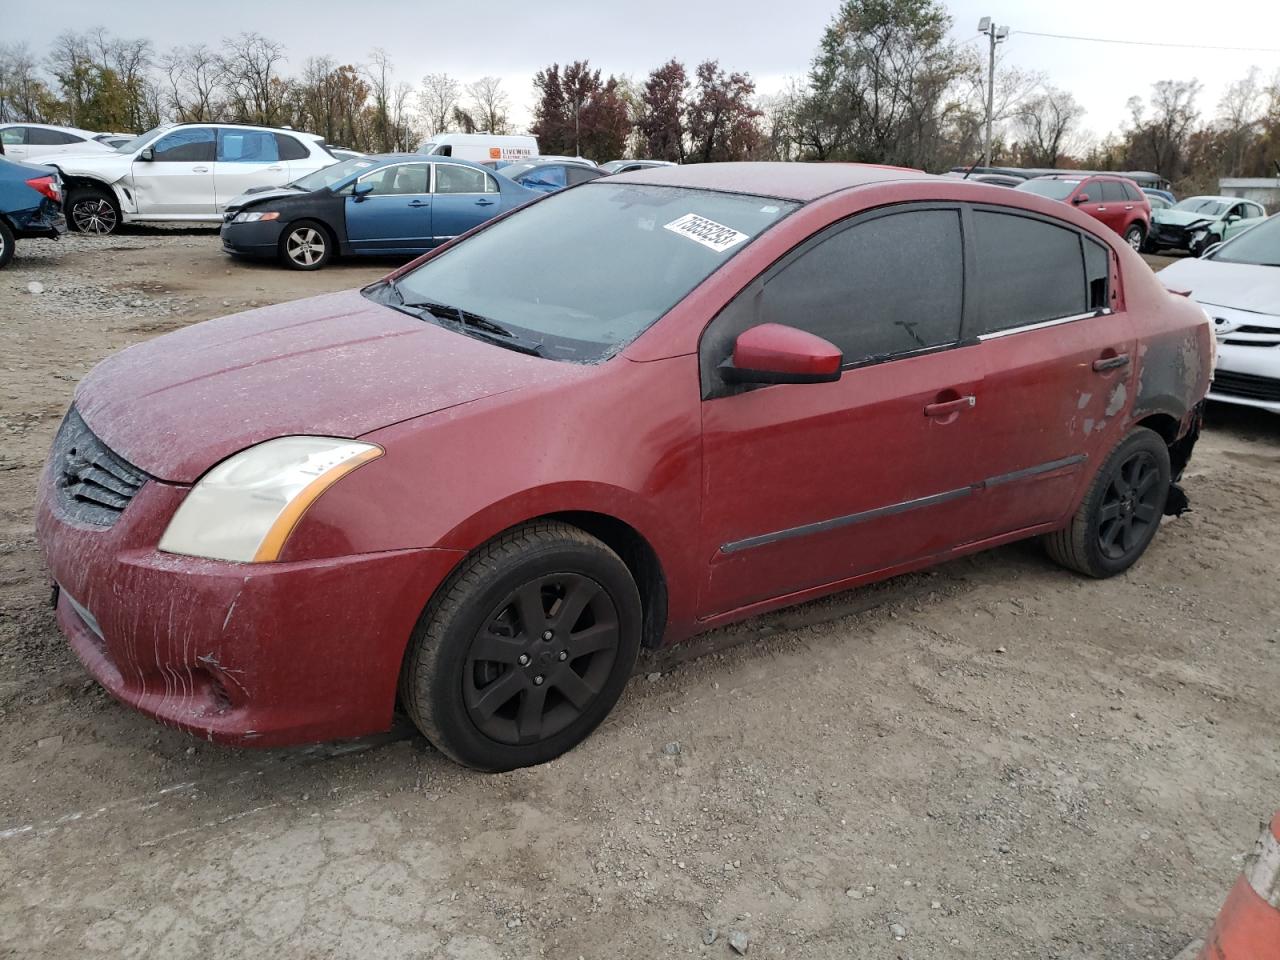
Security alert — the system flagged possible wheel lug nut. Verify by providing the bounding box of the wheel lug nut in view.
[533,675,544,685]
[558,651,568,661]
[518,654,530,666]
[542,630,554,641]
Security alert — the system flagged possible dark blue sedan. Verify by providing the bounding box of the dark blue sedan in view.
[0,157,66,268]
[220,155,541,270]
[499,159,605,194]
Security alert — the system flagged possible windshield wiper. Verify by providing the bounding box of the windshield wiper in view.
[399,298,543,355]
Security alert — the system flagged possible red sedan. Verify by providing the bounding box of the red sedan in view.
[36,163,1212,770]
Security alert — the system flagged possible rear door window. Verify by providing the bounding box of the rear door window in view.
[1100,181,1127,203]
[28,127,83,145]
[216,129,279,163]
[434,164,491,194]
[0,127,26,145]
[1121,182,1144,202]
[970,210,1088,335]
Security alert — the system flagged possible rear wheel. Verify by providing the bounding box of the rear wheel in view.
[279,220,332,270]
[66,186,120,235]
[399,521,642,771]
[1123,223,1144,252]
[1044,427,1171,578]
[0,219,13,268]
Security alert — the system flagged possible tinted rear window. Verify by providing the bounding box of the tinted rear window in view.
[972,211,1086,334]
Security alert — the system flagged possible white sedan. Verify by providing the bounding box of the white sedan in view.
[0,123,115,162]
[1159,216,1280,413]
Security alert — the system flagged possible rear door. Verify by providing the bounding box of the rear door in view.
[213,129,291,210]
[1095,180,1129,234]
[430,163,500,242]
[698,204,989,617]
[275,133,323,180]
[344,161,433,251]
[964,207,1135,536]
[129,127,216,217]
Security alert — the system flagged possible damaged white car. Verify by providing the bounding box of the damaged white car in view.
[1159,214,1280,413]
[31,122,337,235]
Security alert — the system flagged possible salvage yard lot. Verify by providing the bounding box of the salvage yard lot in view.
[1,233,1278,959]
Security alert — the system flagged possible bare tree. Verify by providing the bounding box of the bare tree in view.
[1014,87,1084,167]
[466,76,510,134]
[1124,79,1201,180]
[0,43,55,122]
[390,81,417,150]
[1218,68,1263,177]
[46,31,96,125]
[160,44,226,121]
[221,32,287,124]
[418,72,459,138]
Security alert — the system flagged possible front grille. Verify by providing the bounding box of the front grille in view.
[50,408,149,526]
[1211,371,1280,403]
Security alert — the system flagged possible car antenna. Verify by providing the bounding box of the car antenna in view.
[961,157,982,180]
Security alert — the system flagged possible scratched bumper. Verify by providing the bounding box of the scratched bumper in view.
[35,461,461,747]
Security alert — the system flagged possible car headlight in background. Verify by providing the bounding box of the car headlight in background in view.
[231,211,280,223]
[159,437,382,562]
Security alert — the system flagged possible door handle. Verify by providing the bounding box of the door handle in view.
[192,166,209,173]
[408,200,430,207]
[924,395,976,417]
[1092,354,1130,372]
[1124,204,1134,210]
[475,198,495,206]
[267,165,283,171]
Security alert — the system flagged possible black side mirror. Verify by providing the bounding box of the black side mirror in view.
[1073,194,1090,204]
[138,147,154,162]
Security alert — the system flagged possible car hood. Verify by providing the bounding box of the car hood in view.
[73,289,584,483]
[30,151,132,178]
[1154,209,1219,228]
[1158,257,1280,315]
[224,186,311,212]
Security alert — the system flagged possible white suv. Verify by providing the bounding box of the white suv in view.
[0,123,114,162]
[31,122,337,235]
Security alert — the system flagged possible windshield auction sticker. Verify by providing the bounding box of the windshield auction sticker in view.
[663,213,750,253]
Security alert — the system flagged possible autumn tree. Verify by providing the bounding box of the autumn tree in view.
[685,60,760,163]
[1123,79,1201,181]
[467,76,510,134]
[532,61,632,159]
[638,59,686,161]
[221,32,288,124]
[1014,87,1084,167]
[418,72,459,138]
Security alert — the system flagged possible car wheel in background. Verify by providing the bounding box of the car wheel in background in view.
[1123,224,1144,252]
[66,186,120,235]
[399,521,643,771]
[1191,233,1219,258]
[1044,426,1171,578]
[279,220,332,270]
[0,219,13,268]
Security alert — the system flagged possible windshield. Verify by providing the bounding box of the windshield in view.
[291,156,377,191]
[115,125,170,154]
[381,183,798,362]
[1173,198,1228,216]
[1210,215,1279,266]
[1016,179,1079,200]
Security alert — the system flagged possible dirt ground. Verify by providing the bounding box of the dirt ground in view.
[1,232,1278,960]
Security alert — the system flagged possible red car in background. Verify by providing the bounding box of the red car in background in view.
[36,163,1211,771]
[1017,174,1152,252]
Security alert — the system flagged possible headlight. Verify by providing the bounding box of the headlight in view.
[159,437,382,562]
[231,211,280,223]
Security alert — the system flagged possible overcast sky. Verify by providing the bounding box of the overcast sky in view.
[7,0,1278,143]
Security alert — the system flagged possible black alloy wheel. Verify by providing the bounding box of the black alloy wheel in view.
[1096,449,1162,561]
[463,572,620,745]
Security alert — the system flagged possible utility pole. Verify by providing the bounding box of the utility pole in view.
[977,17,1009,170]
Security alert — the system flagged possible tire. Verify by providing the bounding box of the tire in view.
[399,521,643,771]
[279,220,332,270]
[0,219,13,268]
[66,186,120,235]
[1044,426,1171,578]
[1191,233,1219,258]
[1123,223,1144,252]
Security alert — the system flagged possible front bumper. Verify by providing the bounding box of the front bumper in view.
[1149,223,1206,251]
[35,451,463,746]
[219,219,285,258]
[1204,305,1280,414]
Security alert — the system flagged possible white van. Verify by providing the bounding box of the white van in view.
[417,133,538,164]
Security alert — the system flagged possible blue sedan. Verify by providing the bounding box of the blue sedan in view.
[220,155,541,270]
[0,157,66,268]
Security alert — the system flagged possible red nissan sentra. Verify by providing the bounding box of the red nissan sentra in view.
[36,163,1213,770]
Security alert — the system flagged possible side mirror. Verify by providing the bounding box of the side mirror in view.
[720,323,842,385]
[138,147,154,162]
[352,181,374,201]
[1073,193,1090,204]
[1225,214,1240,223]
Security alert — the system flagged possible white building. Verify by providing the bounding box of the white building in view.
[1218,177,1280,209]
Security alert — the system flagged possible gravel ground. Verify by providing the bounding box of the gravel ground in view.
[1,231,1278,959]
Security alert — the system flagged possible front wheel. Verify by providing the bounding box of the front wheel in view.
[1123,223,1144,252]
[66,186,120,235]
[279,220,332,270]
[1044,426,1171,578]
[1191,233,1219,258]
[399,521,643,771]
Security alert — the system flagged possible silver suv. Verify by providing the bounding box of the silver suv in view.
[31,122,337,235]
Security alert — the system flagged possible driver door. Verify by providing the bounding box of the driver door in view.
[129,127,216,217]
[344,162,433,252]
[697,205,988,618]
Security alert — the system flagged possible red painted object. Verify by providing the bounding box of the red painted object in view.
[1017,173,1152,250]
[1197,812,1280,960]
[35,162,1213,763]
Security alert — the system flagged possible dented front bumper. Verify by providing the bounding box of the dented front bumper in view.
[35,462,462,747]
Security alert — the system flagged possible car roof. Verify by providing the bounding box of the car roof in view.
[359,153,495,172]
[1,121,98,137]
[608,161,934,201]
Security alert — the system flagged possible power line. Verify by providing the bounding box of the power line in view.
[1013,29,1280,54]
